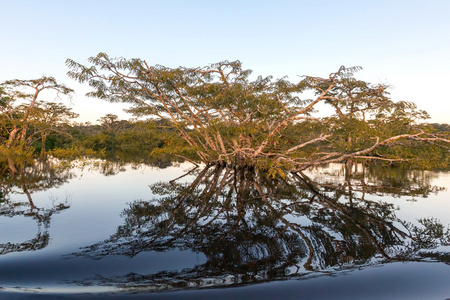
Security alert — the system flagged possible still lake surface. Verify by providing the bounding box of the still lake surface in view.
[0,158,449,299]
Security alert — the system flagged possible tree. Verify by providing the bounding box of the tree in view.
[0,76,73,148]
[97,113,125,133]
[66,53,450,171]
[26,101,79,154]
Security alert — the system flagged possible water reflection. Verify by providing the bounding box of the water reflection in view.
[74,155,184,177]
[69,164,450,290]
[0,158,73,255]
[307,161,445,200]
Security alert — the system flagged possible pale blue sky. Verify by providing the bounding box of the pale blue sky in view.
[1,0,449,123]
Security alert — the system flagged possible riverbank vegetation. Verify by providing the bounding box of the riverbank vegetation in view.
[66,53,450,171]
[2,53,450,172]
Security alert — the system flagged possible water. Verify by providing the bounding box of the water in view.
[0,158,449,299]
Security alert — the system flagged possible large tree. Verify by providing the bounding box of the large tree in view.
[66,53,450,171]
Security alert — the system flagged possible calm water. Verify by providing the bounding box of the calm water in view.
[0,158,449,299]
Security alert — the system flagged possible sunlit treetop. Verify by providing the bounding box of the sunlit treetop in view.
[66,53,450,171]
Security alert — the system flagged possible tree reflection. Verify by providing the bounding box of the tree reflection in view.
[306,161,445,201]
[69,164,449,290]
[73,155,184,177]
[0,158,73,255]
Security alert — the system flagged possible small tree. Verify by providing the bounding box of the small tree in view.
[0,77,73,147]
[27,101,79,154]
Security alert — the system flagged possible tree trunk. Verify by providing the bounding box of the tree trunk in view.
[40,134,47,156]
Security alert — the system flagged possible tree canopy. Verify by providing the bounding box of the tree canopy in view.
[67,53,450,171]
[0,77,76,160]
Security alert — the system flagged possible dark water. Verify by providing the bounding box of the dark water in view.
[0,159,449,299]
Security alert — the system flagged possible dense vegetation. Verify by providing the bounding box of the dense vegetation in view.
[0,78,172,164]
[1,54,450,172]
[66,53,450,171]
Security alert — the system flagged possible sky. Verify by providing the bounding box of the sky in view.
[1,0,450,124]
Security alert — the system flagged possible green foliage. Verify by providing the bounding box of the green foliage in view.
[66,54,450,171]
[45,116,176,161]
[0,142,33,164]
[0,76,76,157]
[430,123,450,132]
[47,146,98,159]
